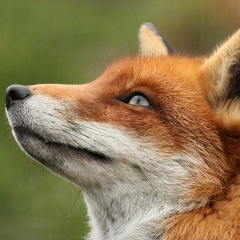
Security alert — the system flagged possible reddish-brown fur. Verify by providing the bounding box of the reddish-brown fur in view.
[164,171,240,239]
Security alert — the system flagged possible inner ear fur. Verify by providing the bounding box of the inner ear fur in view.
[139,22,174,57]
[202,30,240,135]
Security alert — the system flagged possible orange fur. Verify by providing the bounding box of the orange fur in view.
[163,171,240,239]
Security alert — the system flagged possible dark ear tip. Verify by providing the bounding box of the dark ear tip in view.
[141,22,156,31]
[140,22,162,38]
[139,22,174,55]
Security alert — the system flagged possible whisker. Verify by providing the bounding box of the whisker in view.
[68,189,81,218]
[87,60,100,78]
[130,4,140,29]
[94,52,105,72]
[117,26,135,82]
[98,36,110,65]
[70,183,78,194]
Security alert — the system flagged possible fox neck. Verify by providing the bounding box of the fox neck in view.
[82,186,197,240]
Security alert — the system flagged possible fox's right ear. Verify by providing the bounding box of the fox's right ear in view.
[202,30,240,135]
[139,23,174,57]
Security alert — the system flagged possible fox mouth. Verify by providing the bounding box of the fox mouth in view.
[13,126,110,169]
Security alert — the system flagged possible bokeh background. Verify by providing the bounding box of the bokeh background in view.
[1,0,240,239]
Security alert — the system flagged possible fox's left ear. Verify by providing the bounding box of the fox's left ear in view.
[139,23,174,56]
[202,30,240,134]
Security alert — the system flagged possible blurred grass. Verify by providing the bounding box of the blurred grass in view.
[1,0,240,239]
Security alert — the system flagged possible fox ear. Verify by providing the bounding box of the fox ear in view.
[202,30,240,134]
[139,23,174,57]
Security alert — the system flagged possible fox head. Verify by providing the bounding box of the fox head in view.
[5,23,240,239]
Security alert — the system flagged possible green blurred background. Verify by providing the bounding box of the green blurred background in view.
[1,0,240,239]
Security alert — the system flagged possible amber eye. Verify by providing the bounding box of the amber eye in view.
[128,94,150,107]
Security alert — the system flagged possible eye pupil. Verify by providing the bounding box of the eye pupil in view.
[136,97,141,104]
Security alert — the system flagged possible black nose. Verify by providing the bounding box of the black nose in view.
[6,85,31,110]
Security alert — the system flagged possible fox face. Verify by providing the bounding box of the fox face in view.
[6,57,225,202]
[6,23,240,240]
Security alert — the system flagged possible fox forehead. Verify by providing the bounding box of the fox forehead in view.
[95,56,204,94]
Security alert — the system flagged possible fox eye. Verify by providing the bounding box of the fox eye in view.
[128,94,150,107]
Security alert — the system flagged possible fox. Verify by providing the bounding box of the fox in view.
[5,22,240,240]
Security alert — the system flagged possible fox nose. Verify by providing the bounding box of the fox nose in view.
[6,84,31,110]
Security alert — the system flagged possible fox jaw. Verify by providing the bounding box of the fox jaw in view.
[5,23,240,240]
